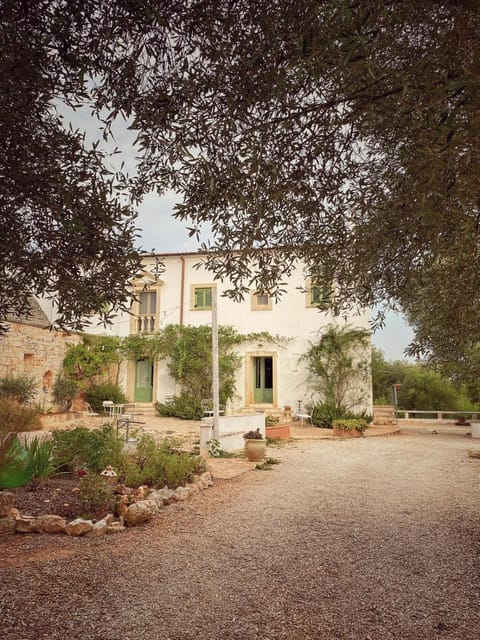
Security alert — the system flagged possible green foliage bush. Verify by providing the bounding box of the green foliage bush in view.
[78,473,114,511]
[85,381,127,413]
[155,394,203,420]
[311,400,347,428]
[0,374,37,404]
[50,426,125,473]
[311,401,372,428]
[122,434,206,488]
[332,418,368,433]
[0,436,32,488]
[371,347,477,410]
[52,373,78,409]
[25,436,55,486]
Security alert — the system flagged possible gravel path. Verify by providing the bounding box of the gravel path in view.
[1,430,480,640]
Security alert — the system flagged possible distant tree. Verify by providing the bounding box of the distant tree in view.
[371,347,475,411]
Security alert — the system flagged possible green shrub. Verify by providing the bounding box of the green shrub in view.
[52,373,78,409]
[265,414,280,426]
[155,394,203,420]
[50,425,125,473]
[24,436,54,486]
[119,433,205,488]
[85,381,127,413]
[311,401,372,428]
[0,436,33,488]
[0,398,42,434]
[332,418,369,433]
[78,473,114,511]
[0,374,37,404]
[311,400,346,428]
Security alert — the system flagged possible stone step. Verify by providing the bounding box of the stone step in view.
[133,403,157,416]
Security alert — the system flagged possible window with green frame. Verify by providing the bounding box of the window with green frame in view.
[309,282,332,309]
[194,286,213,309]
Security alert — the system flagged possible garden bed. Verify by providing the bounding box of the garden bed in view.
[8,475,107,521]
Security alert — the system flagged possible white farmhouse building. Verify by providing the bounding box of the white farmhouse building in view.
[90,252,372,414]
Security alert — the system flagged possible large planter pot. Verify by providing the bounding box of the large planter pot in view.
[266,424,291,440]
[333,427,364,438]
[244,438,267,462]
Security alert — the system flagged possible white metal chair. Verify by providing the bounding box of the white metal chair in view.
[102,400,115,422]
[295,404,314,427]
[85,402,99,417]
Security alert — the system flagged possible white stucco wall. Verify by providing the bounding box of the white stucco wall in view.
[87,252,372,413]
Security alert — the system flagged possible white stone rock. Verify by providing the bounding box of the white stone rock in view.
[199,471,214,487]
[156,486,176,505]
[144,489,166,510]
[125,499,157,525]
[66,518,94,536]
[174,486,189,501]
[187,484,200,497]
[35,515,67,534]
[106,521,126,534]
[86,517,110,537]
[15,515,37,534]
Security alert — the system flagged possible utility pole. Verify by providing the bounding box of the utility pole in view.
[212,285,220,440]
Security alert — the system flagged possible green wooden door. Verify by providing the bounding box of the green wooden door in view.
[253,357,273,403]
[134,359,153,402]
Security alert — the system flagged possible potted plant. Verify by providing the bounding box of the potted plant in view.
[284,405,292,417]
[243,429,267,461]
[332,418,368,438]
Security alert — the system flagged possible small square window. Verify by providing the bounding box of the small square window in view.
[192,286,214,309]
[251,291,272,310]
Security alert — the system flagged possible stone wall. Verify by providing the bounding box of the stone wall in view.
[0,322,81,406]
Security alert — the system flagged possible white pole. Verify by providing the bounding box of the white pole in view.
[212,285,220,440]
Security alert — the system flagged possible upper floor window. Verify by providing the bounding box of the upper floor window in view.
[136,290,158,333]
[305,279,332,310]
[129,269,163,334]
[251,291,272,311]
[192,285,214,310]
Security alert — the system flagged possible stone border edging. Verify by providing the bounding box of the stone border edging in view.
[0,471,213,538]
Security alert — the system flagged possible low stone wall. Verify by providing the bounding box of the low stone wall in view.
[200,413,265,455]
[39,412,85,429]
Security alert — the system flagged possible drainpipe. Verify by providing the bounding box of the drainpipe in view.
[180,256,185,326]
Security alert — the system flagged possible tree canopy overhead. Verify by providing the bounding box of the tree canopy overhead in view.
[2,0,480,367]
[0,0,142,328]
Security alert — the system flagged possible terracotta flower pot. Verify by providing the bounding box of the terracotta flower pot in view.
[244,438,267,461]
[265,424,291,440]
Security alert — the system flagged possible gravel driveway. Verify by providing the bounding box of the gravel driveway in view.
[1,429,480,640]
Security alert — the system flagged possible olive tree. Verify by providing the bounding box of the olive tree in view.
[303,325,371,413]
[3,0,480,370]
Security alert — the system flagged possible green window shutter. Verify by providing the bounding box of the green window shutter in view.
[195,287,212,308]
[311,283,331,309]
